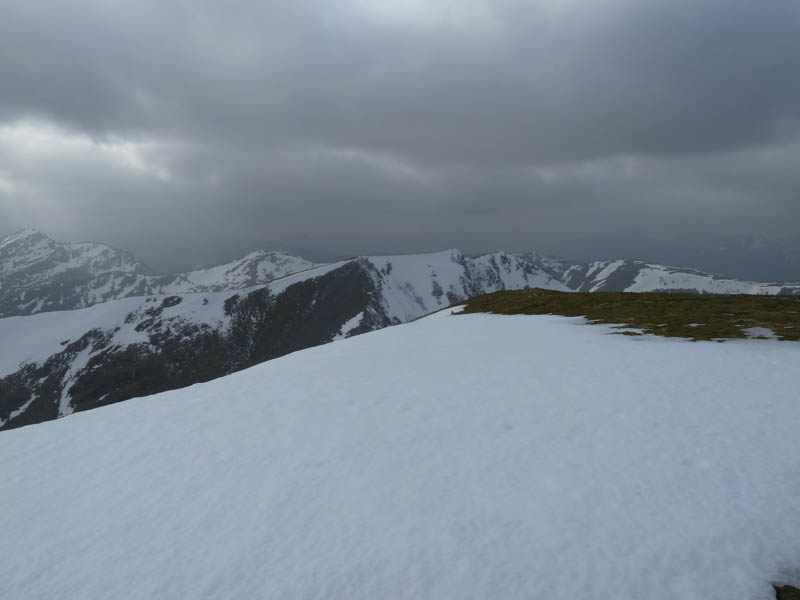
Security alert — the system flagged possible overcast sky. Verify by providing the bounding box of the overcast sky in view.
[1,0,799,278]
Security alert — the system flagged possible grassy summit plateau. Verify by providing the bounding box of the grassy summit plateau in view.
[459,288,800,342]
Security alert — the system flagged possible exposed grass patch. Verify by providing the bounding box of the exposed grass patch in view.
[458,289,800,342]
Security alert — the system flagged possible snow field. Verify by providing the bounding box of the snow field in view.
[0,311,799,599]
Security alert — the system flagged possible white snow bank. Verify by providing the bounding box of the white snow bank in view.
[1,312,799,599]
[0,296,146,377]
[333,311,364,341]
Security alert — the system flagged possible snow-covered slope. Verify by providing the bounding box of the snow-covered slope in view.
[565,259,800,295]
[1,310,798,599]
[0,229,320,318]
[0,250,571,429]
[362,249,569,323]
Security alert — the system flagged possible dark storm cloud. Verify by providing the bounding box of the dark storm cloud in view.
[1,0,799,278]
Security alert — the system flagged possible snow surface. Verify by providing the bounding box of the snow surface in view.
[333,311,364,341]
[744,326,779,340]
[1,311,799,599]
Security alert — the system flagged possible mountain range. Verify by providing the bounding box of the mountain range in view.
[1,228,798,431]
[0,228,319,318]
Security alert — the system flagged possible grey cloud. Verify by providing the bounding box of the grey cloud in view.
[3,0,800,162]
[0,0,799,279]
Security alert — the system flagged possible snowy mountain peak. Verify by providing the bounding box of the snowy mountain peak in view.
[0,227,49,247]
[0,228,144,274]
[0,230,323,317]
[0,228,54,258]
[0,231,156,317]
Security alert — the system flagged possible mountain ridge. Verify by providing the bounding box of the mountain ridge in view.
[2,230,800,431]
[2,229,799,320]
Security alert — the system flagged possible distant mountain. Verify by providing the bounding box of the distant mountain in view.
[0,229,319,318]
[0,228,150,316]
[560,233,800,282]
[563,259,800,295]
[173,250,320,292]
